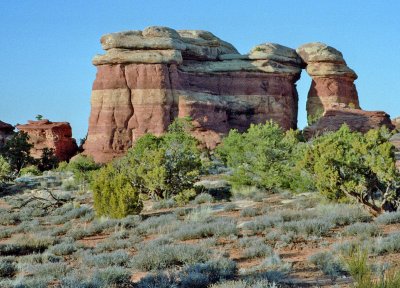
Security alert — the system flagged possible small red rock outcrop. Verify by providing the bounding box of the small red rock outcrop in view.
[0,121,14,148]
[16,120,78,162]
[303,105,394,139]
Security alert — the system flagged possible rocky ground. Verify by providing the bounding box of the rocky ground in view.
[1,173,400,287]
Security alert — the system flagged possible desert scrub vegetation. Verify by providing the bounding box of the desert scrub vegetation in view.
[300,125,400,216]
[216,121,313,193]
[91,118,203,218]
[308,251,346,278]
[131,243,210,271]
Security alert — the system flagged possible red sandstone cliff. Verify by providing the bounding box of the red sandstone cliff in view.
[16,120,78,162]
[83,26,393,163]
[84,27,303,162]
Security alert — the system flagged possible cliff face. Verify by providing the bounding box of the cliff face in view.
[16,120,78,162]
[84,27,302,162]
[84,26,393,163]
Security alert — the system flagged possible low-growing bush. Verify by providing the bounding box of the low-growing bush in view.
[240,207,259,218]
[223,203,237,212]
[48,242,77,256]
[372,232,400,255]
[242,215,283,234]
[92,266,132,287]
[375,211,400,225]
[343,222,381,237]
[0,259,17,278]
[317,204,372,226]
[173,218,237,240]
[239,238,273,259]
[280,219,334,237]
[137,214,179,235]
[136,258,237,288]
[82,250,130,268]
[192,193,215,205]
[308,251,346,278]
[210,279,278,288]
[132,243,210,271]
[152,198,177,210]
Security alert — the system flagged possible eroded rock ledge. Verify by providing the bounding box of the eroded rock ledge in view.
[84,26,393,163]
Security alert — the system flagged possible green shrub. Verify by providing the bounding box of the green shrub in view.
[342,222,381,237]
[308,251,345,278]
[38,148,58,171]
[300,125,400,215]
[92,163,143,218]
[0,156,11,184]
[0,259,17,278]
[67,155,99,184]
[19,165,41,176]
[376,211,400,225]
[343,247,400,287]
[217,121,312,192]
[132,243,210,271]
[0,131,34,173]
[118,118,202,201]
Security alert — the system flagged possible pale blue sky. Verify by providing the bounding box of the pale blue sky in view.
[0,1,399,140]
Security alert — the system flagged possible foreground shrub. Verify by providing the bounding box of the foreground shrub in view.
[118,118,202,202]
[92,163,143,218]
[308,251,345,278]
[300,125,400,215]
[343,247,400,287]
[0,259,17,278]
[132,243,210,271]
[137,258,237,288]
[217,121,312,192]
[375,211,400,225]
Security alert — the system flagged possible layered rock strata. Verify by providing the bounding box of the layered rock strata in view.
[84,26,394,163]
[0,121,14,148]
[16,120,78,161]
[84,26,302,162]
[297,42,360,119]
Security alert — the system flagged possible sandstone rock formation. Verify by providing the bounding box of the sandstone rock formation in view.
[84,26,303,162]
[392,117,400,131]
[296,42,360,120]
[84,26,394,163]
[16,120,78,162]
[304,105,394,139]
[0,121,14,148]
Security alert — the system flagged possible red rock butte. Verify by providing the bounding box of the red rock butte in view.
[83,26,393,163]
[16,120,78,162]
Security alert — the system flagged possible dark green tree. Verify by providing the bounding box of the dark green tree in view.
[0,132,34,174]
[216,121,312,192]
[115,117,202,201]
[38,148,59,171]
[300,125,400,215]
